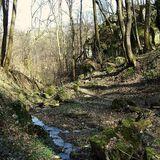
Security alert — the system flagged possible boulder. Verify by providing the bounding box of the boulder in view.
[90,117,159,160]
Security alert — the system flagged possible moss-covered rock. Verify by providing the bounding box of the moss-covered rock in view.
[30,92,43,104]
[90,128,116,160]
[115,56,126,66]
[90,117,159,160]
[151,26,160,46]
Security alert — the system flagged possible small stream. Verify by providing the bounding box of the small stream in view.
[32,116,75,160]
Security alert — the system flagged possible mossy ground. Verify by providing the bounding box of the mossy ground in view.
[0,93,57,160]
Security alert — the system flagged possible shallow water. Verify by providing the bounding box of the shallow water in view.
[32,116,74,160]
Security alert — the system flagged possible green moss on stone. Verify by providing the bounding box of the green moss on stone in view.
[90,117,156,160]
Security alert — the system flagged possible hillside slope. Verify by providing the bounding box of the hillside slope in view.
[0,69,56,160]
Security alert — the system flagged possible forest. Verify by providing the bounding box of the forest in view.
[0,0,160,159]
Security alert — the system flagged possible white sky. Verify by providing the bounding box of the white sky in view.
[16,0,32,31]
[15,0,93,31]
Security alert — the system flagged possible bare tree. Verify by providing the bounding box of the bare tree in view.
[4,0,18,69]
[1,0,9,67]
[95,0,112,32]
[92,0,102,65]
[144,0,151,52]
[125,0,136,67]
[116,0,126,56]
[66,0,76,80]
[116,0,136,67]
[79,0,83,56]
[132,0,142,53]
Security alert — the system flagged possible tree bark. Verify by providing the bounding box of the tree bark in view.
[66,0,76,80]
[79,0,83,57]
[155,0,160,30]
[116,0,136,67]
[1,0,9,67]
[125,0,136,67]
[92,0,102,65]
[132,0,143,53]
[4,0,18,70]
[116,0,126,57]
[144,0,151,52]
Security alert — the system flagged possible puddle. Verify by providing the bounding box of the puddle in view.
[32,116,75,160]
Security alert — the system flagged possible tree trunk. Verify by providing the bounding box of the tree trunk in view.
[67,0,76,81]
[116,0,126,58]
[155,0,160,30]
[4,0,17,70]
[1,0,9,67]
[92,0,102,65]
[79,0,83,57]
[132,0,143,53]
[125,0,136,67]
[144,0,151,52]
[57,0,63,83]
